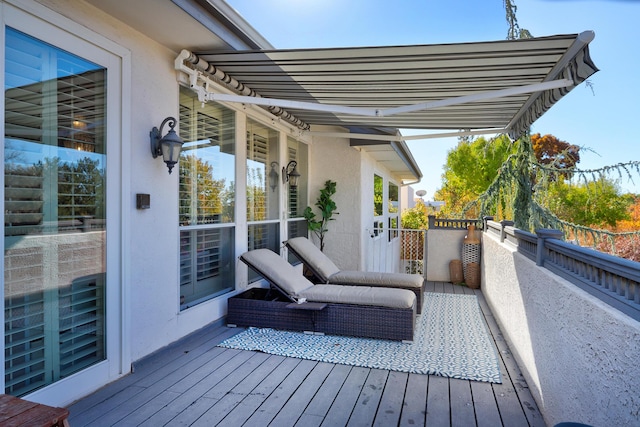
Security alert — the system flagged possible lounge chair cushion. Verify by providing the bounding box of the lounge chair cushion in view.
[329,270,424,290]
[240,249,313,298]
[286,237,340,281]
[299,284,415,309]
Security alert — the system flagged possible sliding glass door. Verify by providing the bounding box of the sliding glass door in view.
[4,27,107,396]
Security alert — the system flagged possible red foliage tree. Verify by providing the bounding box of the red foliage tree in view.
[532,133,580,172]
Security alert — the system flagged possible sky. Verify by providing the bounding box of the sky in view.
[224,0,640,201]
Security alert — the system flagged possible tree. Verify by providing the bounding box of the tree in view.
[401,199,429,230]
[451,0,640,260]
[435,135,515,217]
[437,132,635,232]
[542,177,632,228]
[513,135,533,230]
[615,195,640,232]
[532,133,580,173]
[595,196,640,261]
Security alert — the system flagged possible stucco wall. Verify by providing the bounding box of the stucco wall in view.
[425,229,468,281]
[307,127,362,271]
[305,129,406,273]
[482,231,640,427]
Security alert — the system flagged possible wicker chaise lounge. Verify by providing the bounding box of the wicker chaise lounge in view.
[234,248,416,341]
[285,237,425,313]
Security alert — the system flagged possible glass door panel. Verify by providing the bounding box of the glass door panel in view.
[4,28,107,396]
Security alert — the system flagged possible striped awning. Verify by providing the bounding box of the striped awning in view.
[182,31,598,139]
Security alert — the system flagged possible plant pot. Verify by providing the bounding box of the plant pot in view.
[466,262,481,289]
[449,259,463,284]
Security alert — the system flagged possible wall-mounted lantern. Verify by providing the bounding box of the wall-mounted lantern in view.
[282,160,300,190]
[150,117,184,174]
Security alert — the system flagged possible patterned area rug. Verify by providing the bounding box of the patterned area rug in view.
[219,293,502,383]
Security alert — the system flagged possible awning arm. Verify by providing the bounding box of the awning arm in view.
[309,128,508,142]
[186,79,573,119]
[379,79,574,116]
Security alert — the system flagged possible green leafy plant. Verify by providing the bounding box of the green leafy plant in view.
[303,180,338,251]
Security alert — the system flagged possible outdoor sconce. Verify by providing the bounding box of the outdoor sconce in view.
[282,160,301,189]
[269,162,279,192]
[150,117,184,174]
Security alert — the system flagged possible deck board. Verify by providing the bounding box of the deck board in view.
[302,363,351,419]
[399,373,428,426]
[450,378,475,427]
[468,381,499,427]
[425,374,450,426]
[212,357,302,426]
[348,368,388,426]
[68,284,546,426]
[372,370,407,426]
[243,359,318,426]
[321,367,369,426]
[269,362,334,426]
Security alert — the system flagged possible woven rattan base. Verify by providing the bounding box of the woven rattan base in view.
[227,288,415,341]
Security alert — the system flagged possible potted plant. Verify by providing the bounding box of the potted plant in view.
[303,180,338,252]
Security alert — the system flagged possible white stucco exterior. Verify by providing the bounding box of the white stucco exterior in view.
[482,229,640,427]
[306,126,407,274]
[306,127,362,271]
[425,229,469,281]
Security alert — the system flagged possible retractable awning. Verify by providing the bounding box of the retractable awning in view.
[177,31,598,140]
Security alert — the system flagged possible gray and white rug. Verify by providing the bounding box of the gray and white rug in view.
[219,292,501,383]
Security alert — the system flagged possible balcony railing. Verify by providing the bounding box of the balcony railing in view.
[428,215,477,230]
[486,219,640,322]
[368,215,640,321]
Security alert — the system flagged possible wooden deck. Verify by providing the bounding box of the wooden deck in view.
[67,283,546,426]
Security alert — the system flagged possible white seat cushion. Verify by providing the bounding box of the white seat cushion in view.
[240,249,313,297]
[286,237,340,282]
[299,284,415,309]
[329,271,424,290]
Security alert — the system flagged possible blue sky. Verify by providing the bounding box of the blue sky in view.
[225,0,640,200]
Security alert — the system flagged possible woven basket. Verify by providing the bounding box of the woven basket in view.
[462,242,481,279]
[466,262,481,289]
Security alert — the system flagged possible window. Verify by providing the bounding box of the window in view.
[286,137,308,221]
[247,119,279,282]
[389,182,399,241]
[4,28,107,396]
[373,174,384,236]
[374,174,383,216]
[388,182,399,214]
[286,138,308,263]
[178,87,235,308]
